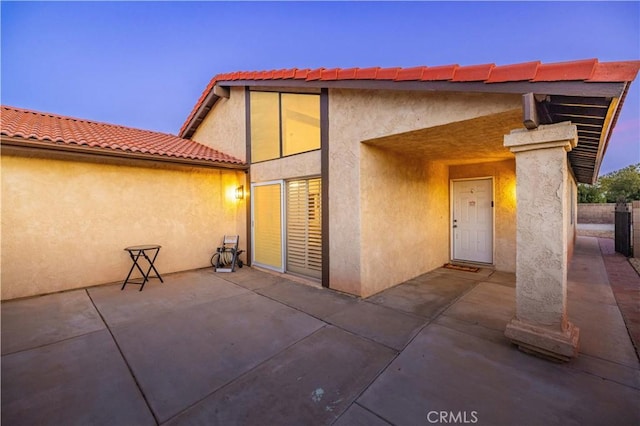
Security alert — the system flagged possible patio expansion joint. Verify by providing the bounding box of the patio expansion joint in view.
[327,299,473,424]
[328,282,489,423]
[430,279,483,315]
[85,289,160,426]
[333,402,395,426]
[576,346,640,370]
[333,328,425,422]
[436,314,507,337]
[160,324,332,424]
[0,327,107,358]
[418,280,515,343]
[244,290,403,353]
[247,283,422,353]
[567,356,640,391]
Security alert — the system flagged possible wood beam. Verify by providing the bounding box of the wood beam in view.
[523,93,539,129]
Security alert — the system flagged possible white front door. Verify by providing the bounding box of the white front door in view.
[452,178,493,264]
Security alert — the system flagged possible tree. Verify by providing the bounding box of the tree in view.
[577,163,640,203]
[599,163,640,202]
[578,183,605,203]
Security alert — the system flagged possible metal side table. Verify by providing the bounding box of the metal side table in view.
[121,245,164,291]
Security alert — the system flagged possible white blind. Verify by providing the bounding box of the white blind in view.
[253,183,282,270]
[287,178,322,279]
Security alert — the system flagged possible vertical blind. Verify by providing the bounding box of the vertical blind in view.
[286,178,322,279]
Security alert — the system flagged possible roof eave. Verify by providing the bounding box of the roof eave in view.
[587,82,631,184]
[180,89,221,139]
[218,78,627,97]
[181,78,627,139]
[0,136,248,171]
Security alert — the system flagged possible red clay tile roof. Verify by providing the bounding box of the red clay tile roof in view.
[179,58,640,137]
[1,105,244,167]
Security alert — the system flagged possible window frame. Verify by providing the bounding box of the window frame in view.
[248,89,322,164]
[285,176,322,280]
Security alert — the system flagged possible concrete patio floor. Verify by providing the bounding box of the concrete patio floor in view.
[2,236,639,425]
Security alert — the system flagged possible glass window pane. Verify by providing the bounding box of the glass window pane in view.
[281,93,320,156]
[250,92,280,162]
[253,183,282,269]
[287,178,322,279]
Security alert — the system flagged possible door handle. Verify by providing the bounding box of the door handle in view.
[453,225,457,228]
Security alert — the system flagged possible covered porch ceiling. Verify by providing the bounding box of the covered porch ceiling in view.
[362,109,521,166]
[362,92,618,183]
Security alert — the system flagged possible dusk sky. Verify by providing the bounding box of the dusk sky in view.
[2,1,638,175]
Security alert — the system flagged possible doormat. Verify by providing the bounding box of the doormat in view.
[443,263,480,273]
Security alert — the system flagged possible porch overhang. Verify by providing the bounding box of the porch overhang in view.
[180,60,639,182]
[361,109,521,166]
[357,87,630,184]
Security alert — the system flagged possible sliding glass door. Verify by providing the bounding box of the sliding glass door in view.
[251,181,284,272]
[286,178,322,279]
[251,178,322,279]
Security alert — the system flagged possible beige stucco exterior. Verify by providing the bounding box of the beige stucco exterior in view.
[183,86,582,304]
[192,87,247,162]
[328,89,521,296]
[504,122,580,360]
[251,150,321,183]
[567,171,578,262]
[187,87,522,295]
[1,155,246,300]
[360,147,449,297]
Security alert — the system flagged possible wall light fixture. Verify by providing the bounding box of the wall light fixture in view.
[235,185,245,200]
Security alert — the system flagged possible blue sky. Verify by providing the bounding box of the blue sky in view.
[2,1,638,174]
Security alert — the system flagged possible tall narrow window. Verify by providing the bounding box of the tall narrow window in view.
[250,92,280,162]
[287,178,322,279]
[252,182,283,271]
[250,91,320,162]
[281,94,321,156]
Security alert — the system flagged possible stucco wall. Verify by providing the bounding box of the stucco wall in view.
[449,159,517,272]
[360,146,449,297]
[1,155,246,300]
[189,87,520,296]
[250,150,321,183]
[328,88,520,295]
[192,87,247,162]
[567,172,577,262]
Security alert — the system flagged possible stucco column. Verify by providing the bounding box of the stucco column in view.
[503,122,580,361]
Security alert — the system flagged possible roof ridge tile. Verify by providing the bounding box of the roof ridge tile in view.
[282,68,297,79]
[587,60,640,82]
[178,59,640,137]
[396,66,428,81]
[375,67,401,80]
[355,67,380,80]
[452,63,495,82]
[486,61,541,83]
[420,64,459,81]
[306,68,325,81]
[533,58,598,82]
[320,68,340,81]
[337,68,359,79]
